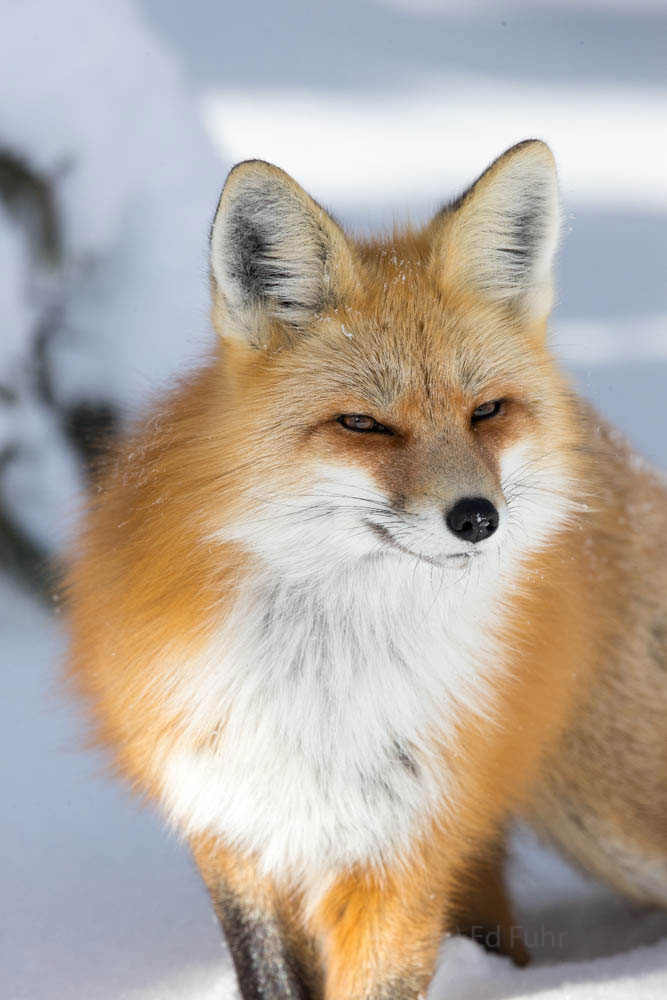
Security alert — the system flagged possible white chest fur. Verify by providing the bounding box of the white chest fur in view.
[157,554,509,879]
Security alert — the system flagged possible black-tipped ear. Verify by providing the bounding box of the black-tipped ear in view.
[433,140,560,320]
[209,161,357,342]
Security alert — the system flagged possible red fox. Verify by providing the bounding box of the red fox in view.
[66,140,667,999]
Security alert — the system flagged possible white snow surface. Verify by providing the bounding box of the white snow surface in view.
[1,0,667,996]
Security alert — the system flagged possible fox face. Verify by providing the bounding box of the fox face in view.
[208,141,583,580]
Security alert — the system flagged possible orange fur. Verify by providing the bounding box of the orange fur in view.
[65,142,667,998]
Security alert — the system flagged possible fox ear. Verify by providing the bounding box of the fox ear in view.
[433,140,560,321]
[210,160,357,343]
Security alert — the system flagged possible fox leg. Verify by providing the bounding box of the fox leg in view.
[451,844,529,967]
[190,836,319,1000]
[309,866,445,1000]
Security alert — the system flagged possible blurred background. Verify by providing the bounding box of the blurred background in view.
[2,1,666,998]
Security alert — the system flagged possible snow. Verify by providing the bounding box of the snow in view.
[0,0,223,416]
[200,79,667,212]
[0,0,224,557]
[0,203,35,367]
[1,0,666,996]
[0,203,83,552]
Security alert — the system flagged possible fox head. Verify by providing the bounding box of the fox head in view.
[207,141,583,580]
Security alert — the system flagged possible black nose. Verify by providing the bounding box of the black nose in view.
[446,497,499,544]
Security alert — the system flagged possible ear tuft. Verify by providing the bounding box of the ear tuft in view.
[435,140,560,320]
[210,161,356,342]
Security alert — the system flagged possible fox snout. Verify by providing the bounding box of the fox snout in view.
[446,497,499,544]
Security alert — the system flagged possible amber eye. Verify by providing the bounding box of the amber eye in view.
[337,414,392,434]
[472,400,503,423]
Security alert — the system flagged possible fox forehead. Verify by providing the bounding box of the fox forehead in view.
[263,288,542,419]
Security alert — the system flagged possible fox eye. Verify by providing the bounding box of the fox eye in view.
[337,414,391,434]
[472,400,503,423]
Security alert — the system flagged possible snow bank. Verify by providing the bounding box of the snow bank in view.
[0,0,224,416]
[0,201,83,552]
[0,0,225,557]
